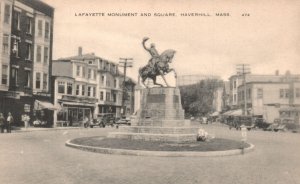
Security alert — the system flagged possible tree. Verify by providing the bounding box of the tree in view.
[179,79,224,117]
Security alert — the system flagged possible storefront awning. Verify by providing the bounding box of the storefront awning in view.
[61,101,95,107]
[34,100,60,110]
[230,109,243,116]
[210,111,220,116]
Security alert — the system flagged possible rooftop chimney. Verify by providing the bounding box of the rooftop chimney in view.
[78,47,82,56]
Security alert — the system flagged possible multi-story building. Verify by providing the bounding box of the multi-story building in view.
[0,0,54,126]
[237,73,300,123]
[52,48,130,126]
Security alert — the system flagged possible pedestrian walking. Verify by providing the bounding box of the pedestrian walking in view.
[0,113,5,133]
[6,112,13,133]
[22,114,30,129]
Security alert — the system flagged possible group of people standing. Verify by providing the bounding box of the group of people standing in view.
[0,112,14,133]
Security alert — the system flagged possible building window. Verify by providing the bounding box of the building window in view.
[13,11,20,30]
[25,71,30,87]
[88,69,91,79]
[106,79,110,87]
[11,68,18,86]
[45,22,50,39]
[44,47,49,64]
[76,65,80,76]
[233,94,237,102]
[113,93,117,102]
[93,69,97,80]
[38,20,43,36]
[106,92,111,101]
[296,88,300,98]
[93,87,96,97]
[36,73,41,89]
[67,82,72,95]
[26,16,32,34]
[100,91,104,100]
[82,67,85,78]
[4,4,11,24]
[43,74,48,90]
[58,81,65,94]
[1,65,8,85]
[76,85,80,95]
[13,38,21,57]
[114,79,117,88]
[36,46,42,62]
[285,89,290,98]
[2,34,9,54]
[101,75,105,86]
[26,42,32,60]
[233,81,237,89]
[87,86,91,96]
[257,88,263,99]
[82,85,85,96]
[280,89,284,98]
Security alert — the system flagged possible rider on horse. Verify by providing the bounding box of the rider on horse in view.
[142,37,160,70]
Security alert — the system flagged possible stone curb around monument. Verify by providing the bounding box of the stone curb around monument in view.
[65,139,255,157]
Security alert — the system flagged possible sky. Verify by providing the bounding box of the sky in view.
[43,0,300,82]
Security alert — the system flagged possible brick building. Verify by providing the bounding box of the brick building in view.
[0,0,54,126]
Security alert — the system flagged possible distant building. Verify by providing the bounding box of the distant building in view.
[177,74,220,86]
[236,72,300,123]
[0,0,54,126]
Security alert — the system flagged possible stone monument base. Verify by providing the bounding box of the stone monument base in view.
[109,87,199,143]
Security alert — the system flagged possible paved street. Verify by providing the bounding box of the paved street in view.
[0,125,299,184]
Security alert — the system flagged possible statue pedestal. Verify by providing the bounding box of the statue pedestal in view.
[109,87,198,142]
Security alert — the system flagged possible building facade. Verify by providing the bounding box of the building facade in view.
[177,74,221,86]
[237,74,300,123]
[52,48,134,126]
[0,0,54,126]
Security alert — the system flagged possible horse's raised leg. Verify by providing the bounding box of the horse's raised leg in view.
[152,76,164,87]
[158,70,169,87]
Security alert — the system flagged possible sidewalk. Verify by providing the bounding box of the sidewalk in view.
[12,126,84,133]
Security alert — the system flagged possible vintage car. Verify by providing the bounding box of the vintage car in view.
[87,113,116,128]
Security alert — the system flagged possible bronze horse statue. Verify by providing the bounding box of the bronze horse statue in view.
[139,49,177,88]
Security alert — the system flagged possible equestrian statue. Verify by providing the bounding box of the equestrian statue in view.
[139,37,177,88]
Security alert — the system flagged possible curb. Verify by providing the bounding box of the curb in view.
[13,127,84,133]
[65,139,255,157]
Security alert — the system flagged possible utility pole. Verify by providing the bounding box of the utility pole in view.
[236,64,251,115]
[119,58,133,117]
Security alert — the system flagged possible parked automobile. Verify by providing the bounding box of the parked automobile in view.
[115,116,131,126]
[86,113,116,128]
[255,118,270,130]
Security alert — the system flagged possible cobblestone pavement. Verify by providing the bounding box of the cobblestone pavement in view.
[0,124,299,184]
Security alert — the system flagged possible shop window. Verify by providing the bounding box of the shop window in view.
[58,81,65,93]
[67,83,72,95]
[1,65,8,85]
